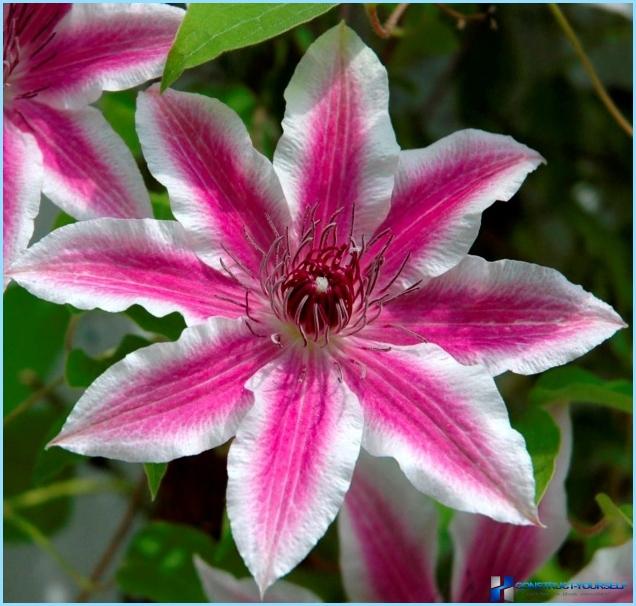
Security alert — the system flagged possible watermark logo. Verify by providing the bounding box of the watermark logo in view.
[489,576,628,602]
[490,576,515,602]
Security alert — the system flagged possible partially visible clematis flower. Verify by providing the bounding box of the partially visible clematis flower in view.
[9,23,625,593]
[3,2,183,287]
[342,407,632,603]
[193,556,321,603]
[194,409,632,602]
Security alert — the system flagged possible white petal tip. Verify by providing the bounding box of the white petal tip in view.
[616,317,629,329]
[256,576,270,600]
[524,507,544,527]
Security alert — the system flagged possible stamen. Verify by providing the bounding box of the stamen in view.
[242,225,265,256]
[359,344,392,352]
[220,243,255,280]
[376,252,412,295]
[245,320,267,338]
[256,204,416,347]
[219,256,243,285]
[333,360,344,383]
[214,294,248,310]
[245,290,260,323]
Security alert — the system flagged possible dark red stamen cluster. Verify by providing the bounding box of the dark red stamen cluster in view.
[281,244,358,336]
[217,205,418,347]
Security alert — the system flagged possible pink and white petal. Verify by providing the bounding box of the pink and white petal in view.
[227,348,363,595]
[551,541,633,603]
[451,405,572,602]
[50,318,279,462]
[338,341,538,525]
[18,100,151,219]
[273,23,399,242]
[9,218,247,326]
[137,86,289,275]
[361,255,626,375]
[370,129,544,286]
[339,451,441,602]
[20,4,183,109]
[3,113,42,289]
[194,557,321,603]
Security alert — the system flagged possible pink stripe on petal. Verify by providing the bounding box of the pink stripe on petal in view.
[339,452,441,602]
[339,341,538,525]
[227,347,363,595]
[273,23,399,242]
[137,86,290,275]
[19,4,183,109]
[3,112,42,289]
[370,130,544,286]
[194,557,321,603]
[18,100,151,219]
[50,318,278,462]
[9,218,247,326]
[451,406,572,602]
[361,255,626,375]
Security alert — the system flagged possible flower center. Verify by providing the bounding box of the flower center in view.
[216,207,419,347]
[256,207,417,346]
[281,246,357,337]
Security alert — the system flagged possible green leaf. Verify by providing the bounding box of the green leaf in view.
[510,406,561,502]
[116,521,215,602]
[143,463,168,501]
[126,305,186,341]
[65,334,151,388]
[529,366,632,413]
[596,493,633,528]
[162,3,336,89]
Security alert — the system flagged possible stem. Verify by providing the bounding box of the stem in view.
[365,3,409,39]
[436,3,491,28]
[569,514,608,537]
[5,506,95,591]
[548,4,632,137]
[75,475,147,602]
[7,477,130,510]
[4,375,64,427]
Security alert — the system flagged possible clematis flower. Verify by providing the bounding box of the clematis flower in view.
[191,408,632,603]
[9,23,625,593]
[3,2,183,287]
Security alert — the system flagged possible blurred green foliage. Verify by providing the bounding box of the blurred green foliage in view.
[3,3,632,602]
[117,521,216,602]
[66,334,151,388]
